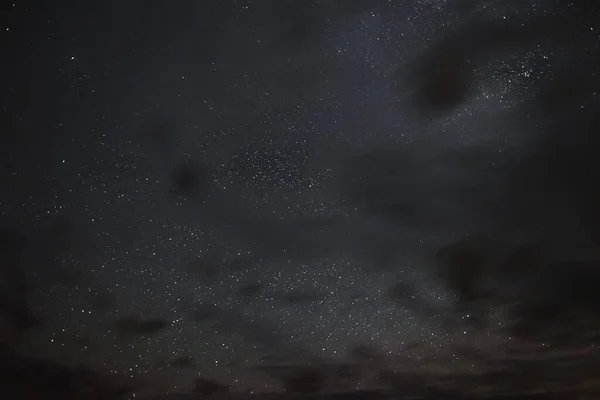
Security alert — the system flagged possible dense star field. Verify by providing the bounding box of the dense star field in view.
[1,0,600,398]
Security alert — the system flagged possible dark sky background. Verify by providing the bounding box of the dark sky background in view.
[1,0,600,397]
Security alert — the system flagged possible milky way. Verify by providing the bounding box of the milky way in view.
[2,0,600,395]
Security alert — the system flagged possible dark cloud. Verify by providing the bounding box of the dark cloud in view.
[0,227,45,343]
[498,244,542,278]
[340,145,490,234]
[332,362,362,382]
[435,237,489,304]
[193,377,230,396]
[508,260,600,334]
[188,307,219,323]
[113,317,170,337]
[238,282,263,298]
[186,251,222,282]
[89,291,117,312]
[170,161,211,199]
[166,356,195,369]
[0,346,135,399]
[258,365,325,394]
[408,46,473,112]
[279,290,322,306]
[348,344,381,363]
[281,367,324,394]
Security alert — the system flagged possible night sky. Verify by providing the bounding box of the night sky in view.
[2,0,600,397]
